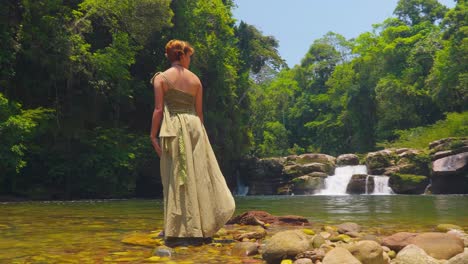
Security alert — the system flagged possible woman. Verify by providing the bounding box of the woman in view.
[150,40,235,245]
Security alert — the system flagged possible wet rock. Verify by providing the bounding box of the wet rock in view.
[330,234,352,243]
[348,240,385,264]
[262,230,314,264]
[153,246,173,257]
[228,211,309,226]
[293,258,313,264]
[312,234,326,248]
[322,247,361,264]
[388,173,429,194]
[234,227,267,241]
[410,232,464,260]
[382,232,418,251]
[337,154,360,166]
[337,222,361,234]
[346,174,374,194]
[232,242,259,257]
[296,249,326,262]
[391,244,440,264]
[447,248,468,264]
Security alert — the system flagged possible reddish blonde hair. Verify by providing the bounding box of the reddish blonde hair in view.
[165,40,194,62]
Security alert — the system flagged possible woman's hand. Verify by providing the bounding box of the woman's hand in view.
[151,137,162,157]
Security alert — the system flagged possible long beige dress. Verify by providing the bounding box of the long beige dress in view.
[153,72,235,238]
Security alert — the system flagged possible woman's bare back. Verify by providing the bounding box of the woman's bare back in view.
[162,66,201,97]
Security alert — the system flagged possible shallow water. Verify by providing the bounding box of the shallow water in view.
[1,195,467,263]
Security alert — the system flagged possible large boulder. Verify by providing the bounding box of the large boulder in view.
[284,163,330,177]
[366,150,397,175]
[388,173,429,194]
[337,222,362,234]
[238,157,286,195]
[337,154,360,166]
[296,154,336,174]
[346,174,375,194]
[410,232,464,260]
[431,152,468,194]
[391,244,441,264]
[366,149,431,176]
[291,175,326,194]
[348,240,386,264]
[322,247,361,264]
[262,230,314,264]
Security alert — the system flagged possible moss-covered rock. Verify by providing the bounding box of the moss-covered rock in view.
[389,173,429,194]
[291,175,325,194]
[366,150,398,175]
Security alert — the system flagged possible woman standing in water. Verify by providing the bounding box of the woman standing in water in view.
[150,40,235,246]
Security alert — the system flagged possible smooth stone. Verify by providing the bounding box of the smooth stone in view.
[293,258,313,264]
[391,244,441,264]
[382,232,418,251]
[295,249,326,262]
[320,232,332,239]
[337,222,361,234]
[322,247,361,264]
[448,230,468,247]
[447,248,468,264]
[348,240,385,264]
[262,230,314,264]
[154,246,173,257]
[312,235,326,248]
[303,229,316,236]
[330,234,351,243]
[232,242,259,257]
[410,232,464,260]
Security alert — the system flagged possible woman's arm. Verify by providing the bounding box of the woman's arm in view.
[195,80,204,124]
[150,76,164,157]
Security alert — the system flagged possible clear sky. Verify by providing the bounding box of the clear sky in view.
[232,0,456,67]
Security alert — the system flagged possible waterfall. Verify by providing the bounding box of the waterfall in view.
[317,165,393,195]
[235,172,249,196]
[365,175,370,194]
[317,165,367,195]
[372,176,393,195]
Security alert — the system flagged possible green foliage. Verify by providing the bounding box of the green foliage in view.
[379,111,468,149]
[0,93,54,193]
[248,1,465,156]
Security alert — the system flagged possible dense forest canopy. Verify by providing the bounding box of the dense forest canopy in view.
[0,0,466,199]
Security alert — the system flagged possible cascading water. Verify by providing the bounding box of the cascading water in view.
[372,176,393,195]
[235,172,249,196]
[317,165,393,195]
